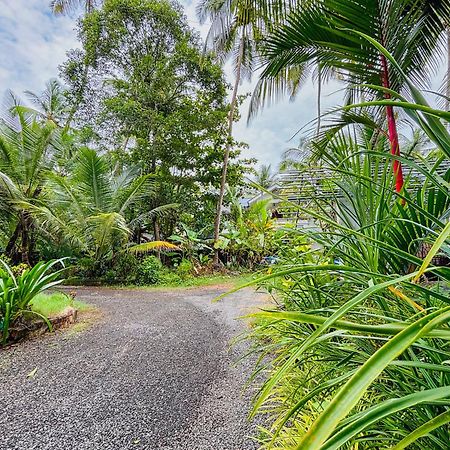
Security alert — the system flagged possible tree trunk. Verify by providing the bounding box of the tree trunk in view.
[380,54,404,193]
[20,213,31,266]
[316,61,322,136]
[153,218,161,260]
[86,0,94,14]
[212,35,245,267]
[63,2,95,131]
[446,29,450,115]
[5,221,22,262]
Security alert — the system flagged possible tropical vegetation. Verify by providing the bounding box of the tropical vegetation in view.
[1,0,450,447]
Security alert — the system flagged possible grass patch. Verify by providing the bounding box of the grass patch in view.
[30,292,91,318]
[143,272,258,289]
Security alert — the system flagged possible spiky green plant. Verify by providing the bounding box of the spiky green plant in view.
[23,147,160,261]
[0,258,66,346]
[226,41,450,449]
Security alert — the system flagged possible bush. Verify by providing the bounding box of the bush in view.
[0,258,66,346]
[72,257,99,280]
[158,270,183,285]
[137,256,162,285]
[176,258,193,280]
[105,253,139,284]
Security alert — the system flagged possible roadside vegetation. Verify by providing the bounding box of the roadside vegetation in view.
[1,0,450,448]
[30,292,91,318]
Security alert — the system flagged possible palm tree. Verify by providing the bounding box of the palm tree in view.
[50,0,97,14]
[255,0,450,193]
[28,147,177,261]
[0,93,62,264]
[50,0,101,130]
[197,0,263,266]
[24,79,69,127]
[254,164,276,189]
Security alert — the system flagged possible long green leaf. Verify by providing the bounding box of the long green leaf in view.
[321,387,450,450]
[296,307,450,449]
[391,409,450,450]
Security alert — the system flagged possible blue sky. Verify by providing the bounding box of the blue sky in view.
[0,1,446,168]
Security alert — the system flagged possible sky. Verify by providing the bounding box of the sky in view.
[0,0,446,168]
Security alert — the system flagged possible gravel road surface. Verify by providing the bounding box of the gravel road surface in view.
[0,285,268,450]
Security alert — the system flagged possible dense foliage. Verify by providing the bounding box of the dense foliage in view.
[0,0,263,281]
[1,0,450,446]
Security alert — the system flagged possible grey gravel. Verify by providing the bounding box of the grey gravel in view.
[0,285,269,450]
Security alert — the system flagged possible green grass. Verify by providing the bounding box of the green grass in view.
[146,272,258,289]
[30,292,91,318]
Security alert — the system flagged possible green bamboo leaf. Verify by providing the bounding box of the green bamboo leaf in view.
[250,310,450,340]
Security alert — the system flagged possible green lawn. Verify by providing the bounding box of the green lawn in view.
[144,272,258,289]
[31,292,91,318]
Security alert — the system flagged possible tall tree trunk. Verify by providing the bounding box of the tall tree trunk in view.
[446,29,450,115]
[380,54,404,193]
[86,0,94,14]
[63,2,95,131]
[212,35,245,267]
[5,221,22,262]
[20,213,31,266]
[153,218,161,260]
[316,61,322,136]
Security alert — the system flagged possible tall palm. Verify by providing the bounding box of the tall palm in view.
[0,94,62,264]
[254,164,276,189]
[50,0,101,129]
[50,0,97,14]
[255,0,450,193]
[197,0,263,265]
[24,79,69,127]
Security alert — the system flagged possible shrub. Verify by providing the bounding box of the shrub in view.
[176,258,193,280]
[0,259,67,346]
[73,257,98,280]
[158,270,183,286]
[104,253,139,284]
[137,256,162,285]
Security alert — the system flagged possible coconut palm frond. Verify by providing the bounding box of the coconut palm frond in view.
[128,241,180,254]
[128,203,179,227]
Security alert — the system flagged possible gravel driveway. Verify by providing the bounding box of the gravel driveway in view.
[0,285,268,450]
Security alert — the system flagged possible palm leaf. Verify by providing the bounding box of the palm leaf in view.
[128,241,180,254]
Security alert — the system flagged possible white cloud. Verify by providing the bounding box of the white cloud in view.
[0,0,78,96]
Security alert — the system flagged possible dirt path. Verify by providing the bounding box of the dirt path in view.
[0,285,269,450]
